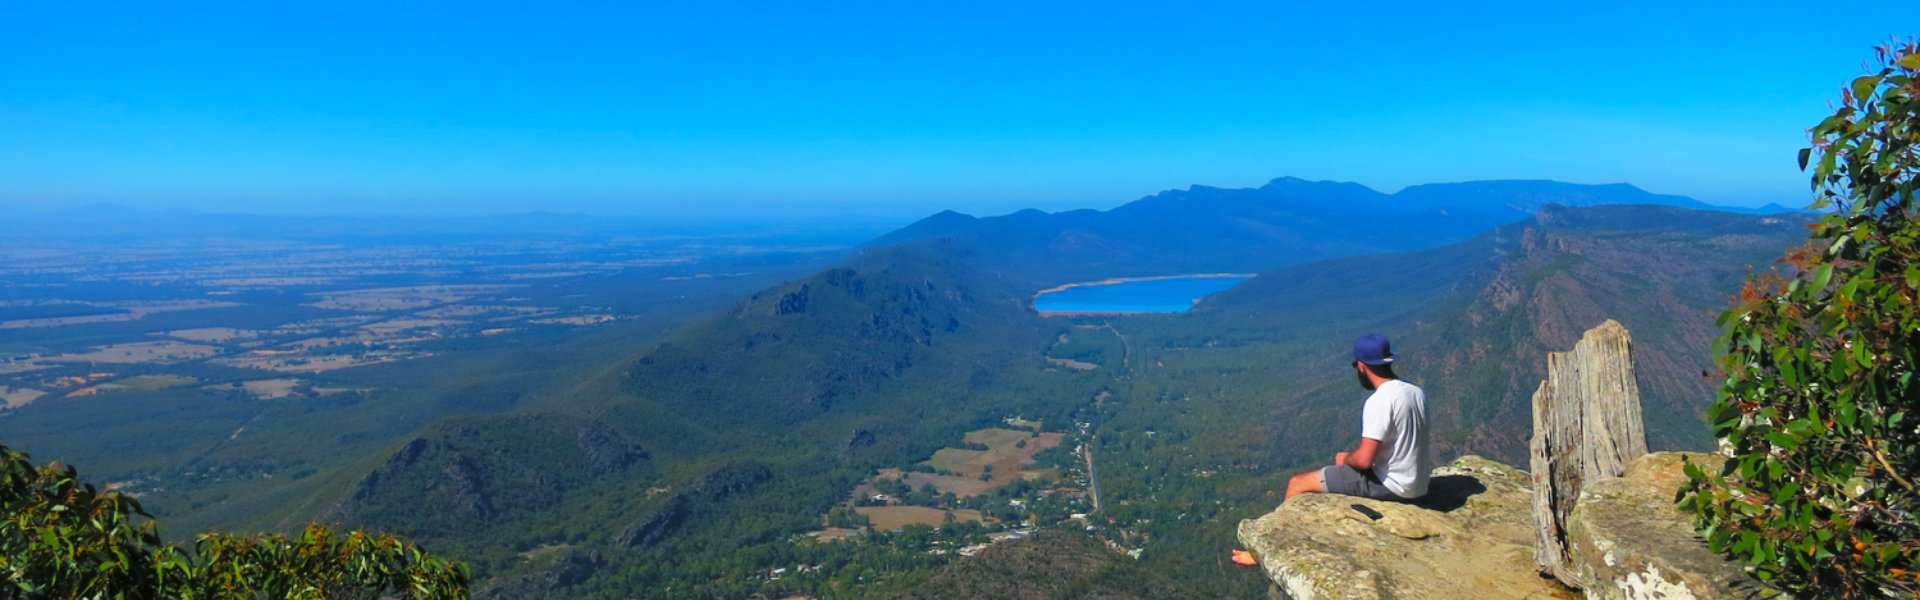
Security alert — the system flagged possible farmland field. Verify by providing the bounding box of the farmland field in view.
[885,470,998,497]
[162,328,260,343]
[855,506,984,531]
[0,215,880,543]
[232,378,301,399]
[0,386,46,408]
[49,341,221,364]
[921,428,1064,483]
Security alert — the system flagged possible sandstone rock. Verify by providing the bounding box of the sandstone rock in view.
[1530,320,1648,583]
[1564,452,1778,599]
[1236,456,1577,600]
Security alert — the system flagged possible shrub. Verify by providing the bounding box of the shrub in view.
[1680,40,1920,597]
[0,443,468,598]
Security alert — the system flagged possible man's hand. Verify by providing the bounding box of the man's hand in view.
[1334,451,1349,465]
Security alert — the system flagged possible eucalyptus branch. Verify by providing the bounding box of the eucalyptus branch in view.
[1866,436,1918,494]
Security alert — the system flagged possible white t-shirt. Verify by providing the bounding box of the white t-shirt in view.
[1360,379,1432,498]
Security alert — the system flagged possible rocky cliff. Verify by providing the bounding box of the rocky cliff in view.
[1236,455,1573,599]
[1236,321,1774,599]
[1236,451,1762,599]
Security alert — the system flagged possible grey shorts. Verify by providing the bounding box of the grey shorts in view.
[1320,465,1401,500]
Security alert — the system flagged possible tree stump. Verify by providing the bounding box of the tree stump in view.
[1529,319,1648,587]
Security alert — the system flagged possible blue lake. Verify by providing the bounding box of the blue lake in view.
[1032,275,1252,314]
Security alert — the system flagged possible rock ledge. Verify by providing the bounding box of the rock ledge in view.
[1238,452,1768,599]
[1564,452,1777,599]
[1235,456,1575,600]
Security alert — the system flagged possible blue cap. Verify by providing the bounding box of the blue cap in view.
[1353,333,1395,365]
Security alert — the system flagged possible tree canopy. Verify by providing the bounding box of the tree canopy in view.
[0,442,468,599]
[1682,40,1920,597]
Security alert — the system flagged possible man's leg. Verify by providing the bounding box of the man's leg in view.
[1285,468,1326,500]
[1319,464,1402,501]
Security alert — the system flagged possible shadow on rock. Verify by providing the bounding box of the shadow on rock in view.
[1410,474,1487,512]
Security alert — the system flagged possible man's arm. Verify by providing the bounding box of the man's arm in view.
[1342,437,1382,470]
[1350,390,1391,470]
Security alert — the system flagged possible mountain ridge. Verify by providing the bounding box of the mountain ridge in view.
[868,178,1794,289]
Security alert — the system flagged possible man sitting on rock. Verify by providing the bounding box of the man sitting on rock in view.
[1285,333,1433,502]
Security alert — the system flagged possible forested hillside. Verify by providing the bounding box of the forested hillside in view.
[324,241,1126,597]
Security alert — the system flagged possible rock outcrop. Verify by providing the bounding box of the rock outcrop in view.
[1238,319,1771,599]
[1529,319,1648,583]
[1564,452,1775,599]
[1235,456,1576,600]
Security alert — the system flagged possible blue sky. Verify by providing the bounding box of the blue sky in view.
[2,2,1915,217]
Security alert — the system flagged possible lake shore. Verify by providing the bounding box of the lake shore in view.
[1035,309,1156,317]
[1031,273,1257,316]
[1030,273,1258,299]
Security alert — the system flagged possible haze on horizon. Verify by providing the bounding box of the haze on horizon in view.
[2,1,1914,218]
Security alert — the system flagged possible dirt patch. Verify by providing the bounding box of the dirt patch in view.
[809,527,862,541]
[1003,418,1043,431]
[516,543,574,562]
[1046,357,1098,370]
[66,385,119,397]
[313,386,376,395]
[112,375,198,391]
[210,378,302,399]
[856,506,983,531]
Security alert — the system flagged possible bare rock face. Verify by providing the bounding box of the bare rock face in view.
[1530,319,1648,583]
[1564,452,1777,599]
[1235,456,1577,600]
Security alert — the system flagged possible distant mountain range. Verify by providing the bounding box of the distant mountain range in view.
[7,180,1796,248]
[118,177,1815,597]
[869,178,1801,287]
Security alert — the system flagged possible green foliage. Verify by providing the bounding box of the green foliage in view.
[1681,40,1920,597]
[0,443,468,598]
[1,444,164,597]
[179,526,468,600]
[825,506,869,529]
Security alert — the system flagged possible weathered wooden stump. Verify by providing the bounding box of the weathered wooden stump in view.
[1529,319,1648,586]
